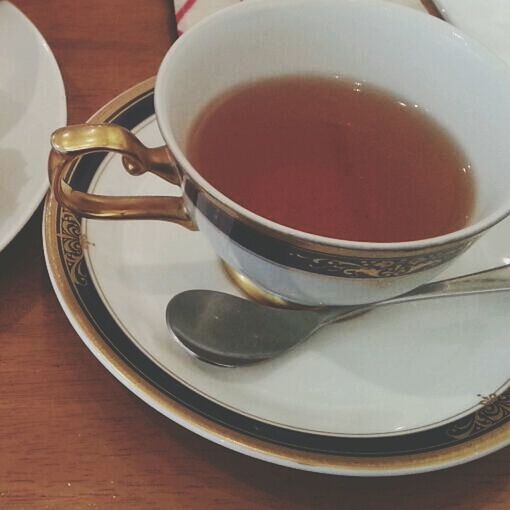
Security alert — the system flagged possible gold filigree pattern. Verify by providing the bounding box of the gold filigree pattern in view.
[287,243,469,278]
[57,210,89,286]
[447,391,510,440]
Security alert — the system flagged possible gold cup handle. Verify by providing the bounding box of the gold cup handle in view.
[48,124,196,229]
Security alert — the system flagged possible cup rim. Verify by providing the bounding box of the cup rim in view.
[156,0,510,252]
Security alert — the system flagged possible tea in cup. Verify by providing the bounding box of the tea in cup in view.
[49,0,510,305]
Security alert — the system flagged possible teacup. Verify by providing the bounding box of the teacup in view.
[48,0,510,306]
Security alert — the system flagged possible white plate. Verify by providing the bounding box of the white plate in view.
[432,0,510,65]
[0,1,66,252]
[44,80,510,476]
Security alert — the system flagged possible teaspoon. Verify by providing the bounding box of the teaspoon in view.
[166,264,510,367]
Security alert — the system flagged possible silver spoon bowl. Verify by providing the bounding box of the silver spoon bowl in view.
[166,264,510,367]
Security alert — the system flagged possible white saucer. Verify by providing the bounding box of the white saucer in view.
[0,1,66,252]
[44,80,510,476]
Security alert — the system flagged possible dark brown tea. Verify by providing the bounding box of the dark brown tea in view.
[186,76,474,242]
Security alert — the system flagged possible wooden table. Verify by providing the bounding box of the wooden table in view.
[1,1,509,508]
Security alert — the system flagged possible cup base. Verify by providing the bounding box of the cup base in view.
[221,261,304,309]
[221,261,375,322]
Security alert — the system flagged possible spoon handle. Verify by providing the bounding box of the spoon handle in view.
[321,263,510,325]
[387,263,510,304]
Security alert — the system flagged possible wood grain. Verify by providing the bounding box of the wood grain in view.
[1,1,509,508]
